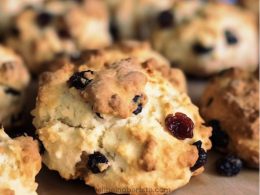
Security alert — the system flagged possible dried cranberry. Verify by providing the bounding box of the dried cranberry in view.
[68,70,94,90]
[36,11,53,27]
[88,152,109,174]
[190,141,207,171]
[165,112,194,140]
[157,10,174,28]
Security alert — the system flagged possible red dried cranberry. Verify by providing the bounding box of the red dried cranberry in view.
[165,112,194,140]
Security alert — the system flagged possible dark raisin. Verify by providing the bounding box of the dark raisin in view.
[133,95,141,103]
[216,155,242,176]
[192,42,214,55]
[133,104,143,115]
[165,112,194,140]
[9,26,20,37]
[96,113,104,119]
[206,97,214,107]
[36,11,53,27]
[88,152,109,173]
[68,70,94,90]
[57,28,71,39]
[109,20,119,41]
[190,141,207,171]
[5,88,21,96]
[157,10,174,28]
[207,120,229,149]
[225,30,238,45]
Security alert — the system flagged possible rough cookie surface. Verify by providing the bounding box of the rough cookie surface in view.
[200,68,259,168]
[33,57,211,194]
[152,2,258,76]
[0,128,41,195]
[4,0,111,74]
[0,45,30,128]
[47,41,187,92]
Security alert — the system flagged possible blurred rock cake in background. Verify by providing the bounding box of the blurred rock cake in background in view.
[0,128,41,195]
[3,0,111,74]
[0,45,30,129]
[200,68,259,168]
[152,2,258,76]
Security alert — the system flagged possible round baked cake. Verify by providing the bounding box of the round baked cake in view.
[106,0,175,39]
[0,45,30,129]
[0,0,44,31]
[200,68,259,168]
[152,2,258,76]
[0,128,41,195]
[45,41,187,92]
[4,0,111,74]
[33,56,211,194]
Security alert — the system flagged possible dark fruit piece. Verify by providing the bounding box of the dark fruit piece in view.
[133,95,141,103]
[190,141,207,171]
[88,152,109,174]
[9,26,20,37]
[5,88,21,96]
[192,42,214,55]
[165,112,194,140]
[96,113,104,119]
[133,104,143,115]
[225,30,238,45]
[36,11,53,27]
[216,155,243,176]
[57,28,71,39]
[109,20,119,41]
[207,120,229,149]
[68,70,94,90]
[157,10,174,28]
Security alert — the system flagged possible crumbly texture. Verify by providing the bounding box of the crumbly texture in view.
[152,2,258,76]
[106,0,175,39]
[33,57,211,194]
[46,41,187,92]
[0,0,44,31]
[0,128,41,195]
[200,68,259,168]
[0,45,30,128]
[5,0,111,74]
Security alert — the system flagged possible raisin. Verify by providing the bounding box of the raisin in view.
[57,28,71,39]
[207,120,229,149]
[68,70,94,90]
[36,11,53,27]
[190,141,207,171]
[133,104,143,115]
[157,10,174,28]
[88,152,109,173]
[96,113,104,119]
[5,88,21,96]
[225,30,238,45]
[192,42,214,55]
[216,155,242,176]
[133,95,141,103]
[9,26,20,37]
[165,112,194,140]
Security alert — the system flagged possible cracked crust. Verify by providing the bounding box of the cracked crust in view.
[5,0,111,74]
[152,2,258,76]
[200,68,259,168]
[0,128,41,195]
[46,41,187,92]
[0,45,30,128]
[33,56,211,194]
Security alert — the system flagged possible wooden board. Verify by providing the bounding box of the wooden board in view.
[35,79,259,195]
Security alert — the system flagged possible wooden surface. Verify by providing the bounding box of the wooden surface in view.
[35,79,259,195]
